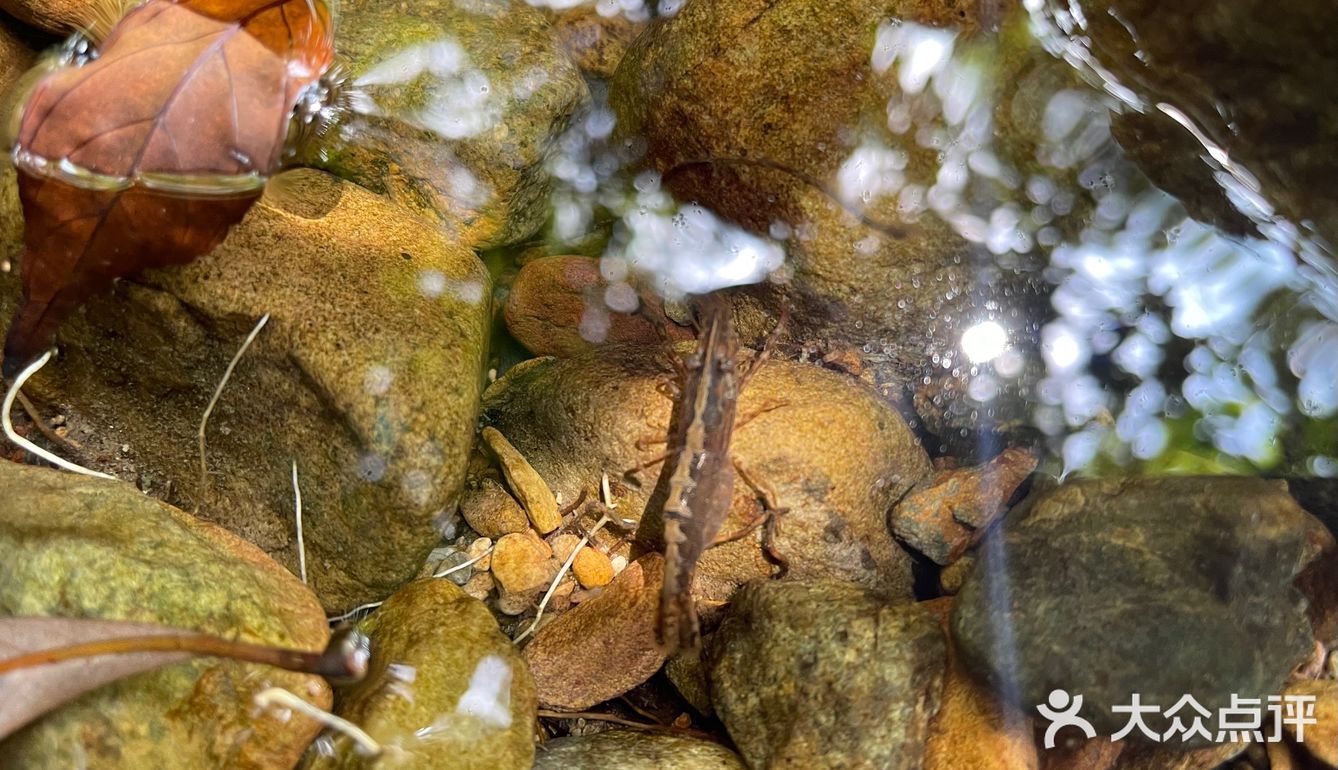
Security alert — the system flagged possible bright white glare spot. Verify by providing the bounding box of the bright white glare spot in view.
[455,655,514,729]
[418,269,446,298]
[967,373,1000,402]
[961,320,1008,363]
[1042,323,1085,372]
[579,306,610,343]
[604,282,639,313]
[363,365,393,395]
[620,203,784,297]
[872,21,957,94]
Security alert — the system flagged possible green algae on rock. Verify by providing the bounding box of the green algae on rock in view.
[300,0,590,249]
[0,462,331,770]
[706,579,946,769]
[0,169,491,613]
[307,578,536,770]
[480,343,931,605]
[533,730,746,770]
[951,477,1336,744]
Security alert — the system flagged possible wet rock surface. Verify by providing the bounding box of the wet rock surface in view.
[0,462,330,770]
[707,579,946,769]
[479,343,931,604]
[533,730,746,770]
[610,0,1051,394]
[504,255,692,357]
[523,553,665,711]
[921,598,1037,770]
[0,0,90,33]
[0,169,491,613]
[892,447,1037,565]
[309,578,536,770]
[1044,0,1338,246]
[953,477,1334,742]
[0,16,35,94]
[302,0,589,248]
[548,5,646,80]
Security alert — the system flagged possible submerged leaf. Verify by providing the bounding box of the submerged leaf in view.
[3,0,334,372]
[0,616,369,740]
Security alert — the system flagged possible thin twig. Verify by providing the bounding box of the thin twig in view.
[198,314,270,505]
[254,687,382,756]
[292,460,307,584]
[431,547,493,579]
[2,350,113,480]
[514,512,610,644]
[16,391,78,449]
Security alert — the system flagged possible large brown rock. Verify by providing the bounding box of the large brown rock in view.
[480,343,931,605]
[1,169,492,612]
[610,0,1052,398]
[0,462,331,770]
[523,553,665,711]
[1034,0,1338,247]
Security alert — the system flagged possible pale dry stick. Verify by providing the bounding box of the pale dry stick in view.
[325,549,494,625]
[515,511,611,645]
[254,687,382,757]
[198,314,270,505]
[292,460,307,584]
[2,350,114,480]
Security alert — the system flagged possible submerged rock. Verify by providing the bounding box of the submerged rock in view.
[0,17,34,93]
[1,169,492,613]
[706,579,945,769]
[548,5,646,80]
[309,578,536,770]
[920,598,1037,770]
[480,344,930,605]
[303,0,589,248]
[0,462,330,770]
[504,255,692,357]
[892,447,1037,565]
[533,730,745,770]
[952,477,1335,743]
[1038,0,1338,246]
[523,553,665,712]
[610,0,1051,408]
[0,0,89,33]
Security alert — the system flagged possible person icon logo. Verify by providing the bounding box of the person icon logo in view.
[1037,689,1097,748]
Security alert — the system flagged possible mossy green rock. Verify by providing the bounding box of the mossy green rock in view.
[480,344,930,604]
[951,477,1335,744]
[308,578,536,770]
[0,462,331,770]
[0,169,491,612]
[533,731,746,770]
[706,580,946,769]
[304,0,589,249]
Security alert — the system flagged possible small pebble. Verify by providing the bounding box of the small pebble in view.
[460,478,530,538]
[463,571,494,600]
[573,547,614,588]
[482,427,562,534]
[610,554,628,575]
[551,533,582,564]
[467,537,493,571]
[492,530,556,596]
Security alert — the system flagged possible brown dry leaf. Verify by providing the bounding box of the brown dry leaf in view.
[0,615,366,740]
[3,0,334,371]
